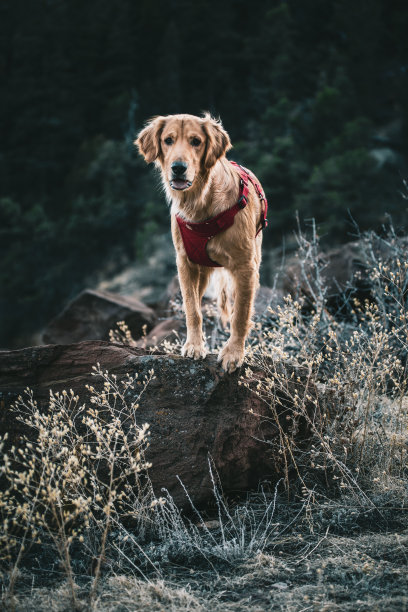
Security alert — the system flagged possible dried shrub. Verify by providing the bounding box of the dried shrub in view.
[0,365,161,609]
[243,223,408,512]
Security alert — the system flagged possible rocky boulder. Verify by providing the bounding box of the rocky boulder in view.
[0,342,316,507]
[135,317,183,349]
[42,289,156,345]
[283,234,408,313]
[283,241,365,306]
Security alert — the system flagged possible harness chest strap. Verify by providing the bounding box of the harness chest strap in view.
[175,161,268,267]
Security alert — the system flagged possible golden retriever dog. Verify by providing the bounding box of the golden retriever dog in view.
[136,113,267,372]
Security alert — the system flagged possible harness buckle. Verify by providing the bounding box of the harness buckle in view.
[237,195,247,209]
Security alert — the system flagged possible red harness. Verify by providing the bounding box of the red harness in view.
[175,161,268,267]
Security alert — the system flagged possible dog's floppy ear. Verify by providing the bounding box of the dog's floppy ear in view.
[135,116,166,163]
[202,114,232,169]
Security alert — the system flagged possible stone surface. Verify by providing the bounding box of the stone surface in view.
[254,286,282,318]
[0,341,315,507]
[152,275,181,317]
[282,242,366,309]
[42,289,156,345]
[283,236,408,312]
[135,317,182,349]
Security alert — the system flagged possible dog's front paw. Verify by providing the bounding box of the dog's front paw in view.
[218,342,245,373]
[181,341,208,360]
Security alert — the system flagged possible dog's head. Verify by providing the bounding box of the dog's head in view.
[135,113,231,192]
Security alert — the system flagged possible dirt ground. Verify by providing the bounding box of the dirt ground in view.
[8,498,408,612]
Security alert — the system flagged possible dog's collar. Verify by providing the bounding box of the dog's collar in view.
[175,160,268,267]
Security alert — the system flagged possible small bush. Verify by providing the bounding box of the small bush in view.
[243,223,408,512]
[0,365,159,609]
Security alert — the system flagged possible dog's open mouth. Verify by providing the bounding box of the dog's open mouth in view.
[170,179,192,191]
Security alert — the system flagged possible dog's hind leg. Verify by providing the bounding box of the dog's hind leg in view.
[198,266,212,302]
[213,269,232,329]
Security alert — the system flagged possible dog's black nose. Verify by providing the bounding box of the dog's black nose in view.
[171,161,187,177]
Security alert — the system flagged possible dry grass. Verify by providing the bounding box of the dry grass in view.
[0,366,160,610]
[243,223,408,509]
[8,529,408,611]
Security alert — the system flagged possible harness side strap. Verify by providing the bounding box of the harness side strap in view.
[230,161,268,237]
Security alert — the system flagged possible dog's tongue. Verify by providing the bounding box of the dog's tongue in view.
[171,179,190,190]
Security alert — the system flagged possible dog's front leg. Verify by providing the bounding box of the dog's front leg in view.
[177,256,208,359]
[218,264,257,373]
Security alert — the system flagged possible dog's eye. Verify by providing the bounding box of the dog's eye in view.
[164,137,173,145]
[191,137,201,147]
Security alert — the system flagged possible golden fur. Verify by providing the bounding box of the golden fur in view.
[136,113,264,372]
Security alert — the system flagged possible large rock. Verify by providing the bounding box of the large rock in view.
[135,317,183,349]
[283,241,365,306]
[42,289,156,345]
[254,286,281,318]
[283,235,408,313]
[0,342,316,507]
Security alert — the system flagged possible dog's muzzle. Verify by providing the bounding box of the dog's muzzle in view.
[170,161,192,190]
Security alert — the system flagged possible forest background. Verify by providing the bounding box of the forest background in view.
[1,0,408,348]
